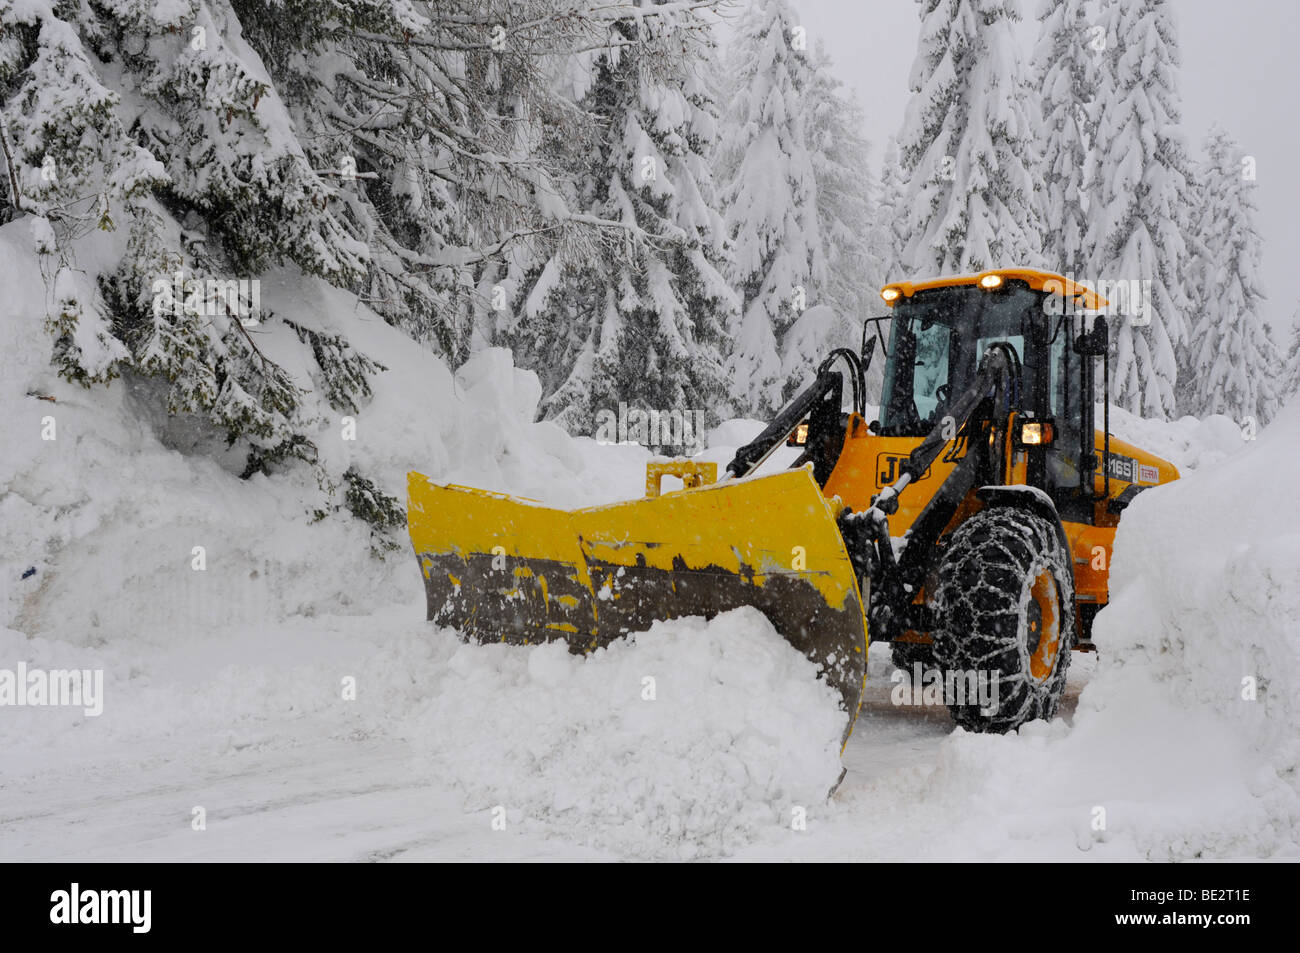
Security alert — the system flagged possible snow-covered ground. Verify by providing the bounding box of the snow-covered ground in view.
[2,222,1296,861]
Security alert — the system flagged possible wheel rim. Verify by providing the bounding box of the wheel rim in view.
[1026,569,1061,683]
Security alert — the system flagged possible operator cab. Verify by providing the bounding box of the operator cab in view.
[869,270,1108,519]
[878,277,1067,433]
[768,270,1109,521]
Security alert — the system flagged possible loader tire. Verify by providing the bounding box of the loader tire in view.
[929,507,1073,733]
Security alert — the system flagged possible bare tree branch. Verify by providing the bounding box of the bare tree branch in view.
[0,114,25,215]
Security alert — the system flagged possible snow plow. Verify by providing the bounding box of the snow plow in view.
[408,269,1179,746]
[406,467,868,743]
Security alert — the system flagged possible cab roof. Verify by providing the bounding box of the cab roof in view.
[880,269,1109,310]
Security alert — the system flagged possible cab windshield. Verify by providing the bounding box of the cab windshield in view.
[878,284,1040,436]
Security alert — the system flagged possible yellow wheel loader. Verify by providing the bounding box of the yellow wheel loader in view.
[407,269,1179,746]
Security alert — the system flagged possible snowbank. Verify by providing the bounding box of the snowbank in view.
[0,604,846,860]
[408,608,845,860]
[1107,404,1249,472]
[1088,396,1300,850]
[0,222,645,640]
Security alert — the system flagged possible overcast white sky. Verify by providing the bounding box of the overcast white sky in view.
[727,0,1300,335]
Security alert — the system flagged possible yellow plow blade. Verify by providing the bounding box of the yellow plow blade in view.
[407,467,868,745]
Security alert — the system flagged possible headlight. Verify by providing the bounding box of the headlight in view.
[1019,421,1054,446]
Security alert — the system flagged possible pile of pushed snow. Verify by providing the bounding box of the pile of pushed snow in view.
[1093,397,1300,807]
[0,602,847,861]
[409,608,846,860]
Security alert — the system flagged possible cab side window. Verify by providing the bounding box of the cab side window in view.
[1046,317,1080,492]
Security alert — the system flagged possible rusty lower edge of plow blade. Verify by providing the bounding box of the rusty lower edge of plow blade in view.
[407,467,868,748]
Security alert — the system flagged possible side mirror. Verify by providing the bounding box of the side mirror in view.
[1074,316,1108,356]
[861,334,877,374]
[862,316,891,361]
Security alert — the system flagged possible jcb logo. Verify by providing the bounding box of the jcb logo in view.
[876,454,930,487]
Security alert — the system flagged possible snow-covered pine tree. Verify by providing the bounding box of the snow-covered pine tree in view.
[1261,319,1290,413]
[1282,309,1300,403]
[1176,142,1216,413]
[790,39,877,389]
[1033,0,1095,279]
[237,0,623,361]
[718,0,824,413]
[897,0,1044,276]
[102,0,384,465]
[1086,0,1192,418]
[0,1,168,383]
[863,136,910,398]
[0,0,394,474]
[872,136,907,289]
[510,1,736,438]
[0,2,167,226]
[1186,127,1279,425]
[5,1,738,492]
[233,0,467,353]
